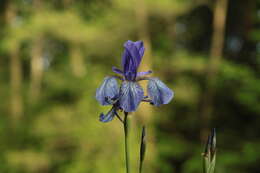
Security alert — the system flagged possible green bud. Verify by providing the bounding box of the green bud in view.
[139,126,146,173]
[203,128,216,173]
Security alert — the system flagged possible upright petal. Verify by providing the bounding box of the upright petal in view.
[99,107,117,123]
[119,81,144,112]
[121,40,145,80]
[96,77,119,105]
[124,40,145,69]
[122,48,137,80]
[147,78,173,106]
[133,41,145,65]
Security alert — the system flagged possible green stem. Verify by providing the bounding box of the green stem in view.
[139,162,143,173]
[124,112,130,173]
[139,126,146,173]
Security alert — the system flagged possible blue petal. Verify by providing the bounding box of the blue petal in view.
[99,107,117,123]
[112,66,124,76]
[137,70,152,77]
[95,77,119,105]
[147,78,174,106]
[119,81,144,112]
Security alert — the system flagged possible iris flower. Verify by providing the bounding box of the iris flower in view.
[96,40,173,122]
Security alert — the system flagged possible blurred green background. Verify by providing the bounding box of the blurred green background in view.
[0,0,259,173]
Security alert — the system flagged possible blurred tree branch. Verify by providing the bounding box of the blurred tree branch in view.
[200,0,229,140]
[69,42,86,77]
[5,0,23,122]
[30,0,44,102]
[63,0,86,77]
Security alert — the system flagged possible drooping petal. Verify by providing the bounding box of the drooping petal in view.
[119,81,144,112]
[99,107,117,123]
[147,78,174,106]
[137,70,152,77]
[112,66,124,76]
[95,77,119,105]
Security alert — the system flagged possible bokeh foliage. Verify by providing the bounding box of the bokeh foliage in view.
[0,0,259,173]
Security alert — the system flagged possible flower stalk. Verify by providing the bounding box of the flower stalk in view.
[139,126,146,173]
[123,112,130,173]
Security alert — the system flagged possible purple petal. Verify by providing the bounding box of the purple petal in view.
[124,40,144,69]
[99,107,117,123]
[147,78,174,106]
[122,48,137,80]
[133,41,145,62]
[137,70,152,77]
[121,40,145,80]
[112,66,124,76]
[95,77,119,105]
[119,81,144,112]
[123,45,138,71]
[121,48,129,73]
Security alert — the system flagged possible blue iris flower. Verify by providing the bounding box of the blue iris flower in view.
[96,40,174,122]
